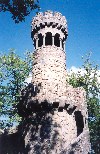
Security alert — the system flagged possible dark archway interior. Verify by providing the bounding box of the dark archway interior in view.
[38,34,43,47]
[74,111,84,136]
[45,32,52,46]
[54,33,60,47]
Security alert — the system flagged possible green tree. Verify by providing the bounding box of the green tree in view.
[68,53,100,154]
[0,49,33,128]
[0,0,40,23]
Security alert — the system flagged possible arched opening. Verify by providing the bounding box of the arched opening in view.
[54,33,60,47]
[45,32,52,46]
[38,34,43,47]
[74,111,84,136]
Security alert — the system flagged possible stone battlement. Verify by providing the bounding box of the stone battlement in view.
[31,10,68,37]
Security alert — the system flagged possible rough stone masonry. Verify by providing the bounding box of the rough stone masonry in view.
[0,11,90,154]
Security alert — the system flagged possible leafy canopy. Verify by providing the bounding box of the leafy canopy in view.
[0,49,33,128]
[0,0,40,23]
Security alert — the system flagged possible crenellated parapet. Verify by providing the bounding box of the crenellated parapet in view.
[31,10,68,35]
[31,11,68,50]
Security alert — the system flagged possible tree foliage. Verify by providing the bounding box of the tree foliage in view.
[68,53,100,154]
[0,0,40,23]
[0,49,33,128]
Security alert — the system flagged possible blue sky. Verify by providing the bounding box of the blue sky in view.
[0,0,100,68]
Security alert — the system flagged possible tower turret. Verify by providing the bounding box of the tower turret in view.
[31,11,68,106]
[17,10,90,154]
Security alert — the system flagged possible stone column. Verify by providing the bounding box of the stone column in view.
[63,41,65,51]
[36,38,38,49]
[43,34,45,47]
[60,38,62,48]
[52,35,54,46]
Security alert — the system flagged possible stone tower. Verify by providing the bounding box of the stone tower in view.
[18,11,90,154]
[0,11,90,154]
[31,11,68,104]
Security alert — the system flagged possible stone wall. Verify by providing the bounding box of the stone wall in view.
[32,46,67,105]
[0,110,90,154]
